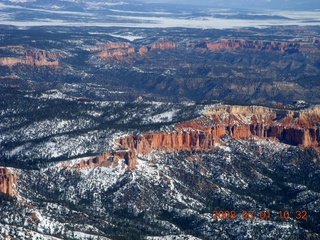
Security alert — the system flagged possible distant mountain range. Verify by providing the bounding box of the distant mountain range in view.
[146,0,320,11]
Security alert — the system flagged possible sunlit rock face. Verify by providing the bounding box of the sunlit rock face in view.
[0,50,58,67]
[98,39,178,60]
[199,39,300,53]
[79,105,320,169]
[150,39,178,50]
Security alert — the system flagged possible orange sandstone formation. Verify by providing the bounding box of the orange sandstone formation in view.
[118,105,320,168]
[98,39,178,60]
[204,105,320,147]
[98,38,302,61]
[73,105,320,169]
[198,39,299,53]
[0,50,59,67]
[150,39,178,50]
[72,149,138,170]
[0,168,18,196]
[99,42,136,59]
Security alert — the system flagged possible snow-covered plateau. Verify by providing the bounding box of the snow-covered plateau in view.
[0,91,319,239]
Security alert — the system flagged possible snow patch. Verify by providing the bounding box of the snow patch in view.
[144,110,177,123]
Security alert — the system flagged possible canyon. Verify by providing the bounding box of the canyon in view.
[116,105,320,168]
[68,105,320,171]
[2,104,320,196]
[97,38,304,60]
[0,24,320,239]
[1,28,319,106]
[0,50,59,67]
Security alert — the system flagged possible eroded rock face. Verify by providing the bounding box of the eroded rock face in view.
[98,39,178,60]
[205,105,320,147]
[118,105,320,168]
[98,38,301,61]
[73,153,111,168]
[71,149,138,170]
[150,39,178,50]
[197,39,299,53]
[116,121,225,155]
[0,168,18,196]
[0,50,59,67]
[73,105,320,169]
[99,42,136,59]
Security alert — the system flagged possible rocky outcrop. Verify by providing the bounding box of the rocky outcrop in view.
[196,39,299,53]
[204,105,320,147]
[98,39,178,60]
[116,119,226,156]
[0,168,18,196]
[299,44,320,53]
[98,38,301,61]
[116,105,320,168]
[99,48,135,59]
[99,42,136,59]
[138,46,148,54]
[151,39,178,50]
[72,105,320,169]
[0,50,59,67]
[72,149,137,170]
[73,153,110,168]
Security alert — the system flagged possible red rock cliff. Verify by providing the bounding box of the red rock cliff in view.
[204,105,320,147]
[151,39,178,50]
[99,42,136,59]
[98,39,177,60]
[0,50,59,67]
[0,168,18,196]
[116,119,226,156]
[71,149,138,170]
[73,105,320,169]
[97,38,304,61]
[116,105,320,168]
[198,39,299,53]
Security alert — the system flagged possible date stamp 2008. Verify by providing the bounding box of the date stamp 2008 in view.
[212,210,307,220]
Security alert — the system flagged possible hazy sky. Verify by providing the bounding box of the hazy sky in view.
[145,0,320,10]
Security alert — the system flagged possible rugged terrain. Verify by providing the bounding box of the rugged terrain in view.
[0,25,319,104]
[0,24,320,239]
[1,89,320,239]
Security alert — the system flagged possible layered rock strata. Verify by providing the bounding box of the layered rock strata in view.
[3,105,319,194]
[98,38,303,60]
[150,39,178,50]
[204,105,320,147]
[99,42,136,59]
[197,39,300,53]
[71,150,137,170]
[0,50,59,67]
[75,105,320,170]
[99,39,178,59]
